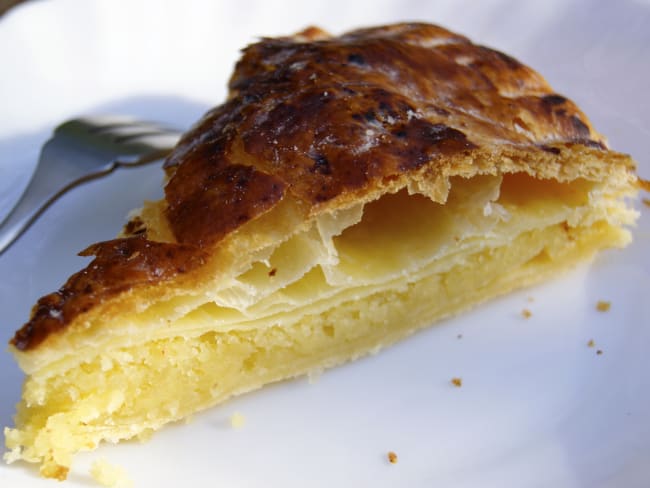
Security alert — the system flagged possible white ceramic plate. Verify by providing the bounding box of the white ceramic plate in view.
[1,1,649,486]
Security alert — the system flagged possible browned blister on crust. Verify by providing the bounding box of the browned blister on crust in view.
[11,22,634,351]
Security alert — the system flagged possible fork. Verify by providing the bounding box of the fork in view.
[0,116,182,256]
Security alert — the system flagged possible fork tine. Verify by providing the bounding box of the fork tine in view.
[86,121,177,135]
[58,117,173,135]
[57,116,137,133]
[113,130,179,144]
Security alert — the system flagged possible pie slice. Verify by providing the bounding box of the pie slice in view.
[4,23,642,480]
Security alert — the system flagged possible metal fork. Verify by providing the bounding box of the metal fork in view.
[0,116,182,255]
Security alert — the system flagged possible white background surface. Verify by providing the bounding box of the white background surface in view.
[0,0,649,486]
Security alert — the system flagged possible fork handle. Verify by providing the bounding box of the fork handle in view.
[0,150,169,256]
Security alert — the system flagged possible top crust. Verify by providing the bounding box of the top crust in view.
[10,22,637,352]
[163,22,608,247]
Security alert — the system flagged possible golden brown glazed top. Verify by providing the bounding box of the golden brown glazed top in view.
[12,23,611,351]
[164,23,604,246]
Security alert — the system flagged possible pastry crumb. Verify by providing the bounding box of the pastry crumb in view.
[268,267,277,277]
[596,301,611,312]
[387,451,398,464]
[307,368,323,384]
[90,458,133,488]
[521,308,532,319]
[451,377,462,387]
[587,339,595,348]
[642,198,650,207]
[596,349,604,355]
[230,412,246,428]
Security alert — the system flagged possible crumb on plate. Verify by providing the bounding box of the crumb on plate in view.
[587,339,595,348]
[387,451,398,464]
[522,308,532,319]
[596,349,603,355]
[596,300,611,312]
[307,368,323,384]
[230,412,246,428]
[90,458,133,488]
[642,198,650,207]
[451,377,462,387]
